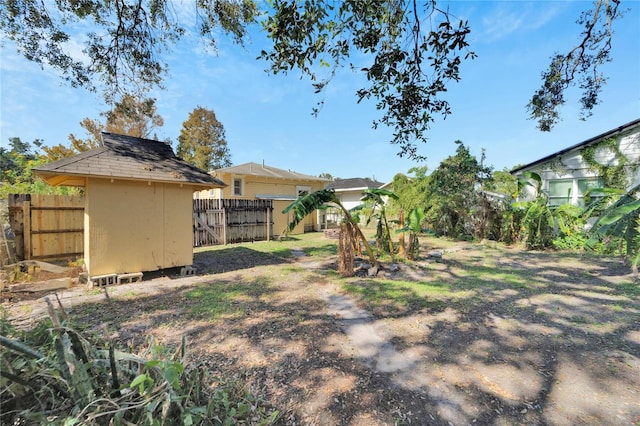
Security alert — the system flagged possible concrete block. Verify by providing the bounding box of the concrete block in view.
[180,266,196,276]
[117,272,143,284]
[90,274,118,287]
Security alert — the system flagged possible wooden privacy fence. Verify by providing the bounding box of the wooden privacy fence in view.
[6,195,274,260]
[8,194,84,261]
[193,198,273,247]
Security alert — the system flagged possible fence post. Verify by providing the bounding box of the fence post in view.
[222,207,227,245]
[266,207,271,241]
[23,200,31,260]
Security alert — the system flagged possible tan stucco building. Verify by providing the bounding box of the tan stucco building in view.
[34,133,225,279]
[196,162,329,236]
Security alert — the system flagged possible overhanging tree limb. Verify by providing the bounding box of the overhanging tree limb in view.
[527,0,624,131]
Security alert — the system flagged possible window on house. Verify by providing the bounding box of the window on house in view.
[296,185,311,197]
[233,178,243,196]
[577,178,604,206]
[548,180,573,206]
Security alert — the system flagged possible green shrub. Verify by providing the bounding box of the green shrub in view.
[552,233,588,251]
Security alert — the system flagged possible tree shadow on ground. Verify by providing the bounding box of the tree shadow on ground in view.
[70,279,456,424]
[66,242,639,425]
[343,245,639,424]
[193,246,291,274]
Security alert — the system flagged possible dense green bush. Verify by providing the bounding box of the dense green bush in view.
[552,233,588,251]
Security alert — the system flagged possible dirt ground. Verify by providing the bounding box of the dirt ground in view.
[2,237,639,425]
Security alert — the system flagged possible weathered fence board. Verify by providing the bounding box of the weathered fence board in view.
[8,194,84,261]
[193,198,273,247]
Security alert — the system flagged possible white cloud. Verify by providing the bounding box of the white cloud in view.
[477,1,567,43]
[62,36,91,64]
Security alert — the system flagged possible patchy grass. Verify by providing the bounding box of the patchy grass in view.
[186,277,274,320]
[615,281,640,297]
[342,279,470,315]
[303,244,338,258]
[186,282,247,319]
[282,265,305,274]
[472,268,532,289]
[195,233,336,256]
[192,233,342,274]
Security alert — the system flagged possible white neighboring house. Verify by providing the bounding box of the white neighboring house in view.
[323,177,384,226]
[512,118,640,206]
[325,178,385,209]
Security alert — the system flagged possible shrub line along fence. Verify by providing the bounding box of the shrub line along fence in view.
[6,194,274,262]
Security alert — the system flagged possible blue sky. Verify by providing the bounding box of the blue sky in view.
[1,1,639,183]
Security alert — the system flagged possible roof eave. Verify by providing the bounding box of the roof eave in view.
[34,170,226,189]
[213,162,329,182]
[332,186,376,192]
[511,118,640,175]
[35,171,86,187]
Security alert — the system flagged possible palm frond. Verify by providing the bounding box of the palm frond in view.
[282,189,338,233]
[581,187,626,217]
[554,203,583,235]
[407,206,425,233]
[594,200,640,226]
[586,183,640,250]
[361,188,399,203]
[395,207,426,234]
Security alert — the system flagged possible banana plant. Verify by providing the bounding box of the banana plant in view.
[283,189,378,267]
[585,182,640,273]
[360,188,399,254]
[511,171,556,249]
[394,206,426,260]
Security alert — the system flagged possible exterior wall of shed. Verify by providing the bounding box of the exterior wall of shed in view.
[84,178,193,276]
[196,172,326,235]
[515,126,640,204]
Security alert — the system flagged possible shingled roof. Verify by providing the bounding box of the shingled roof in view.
[213,162,328,181]
[325,177,384,191]
[34,132,225,190]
